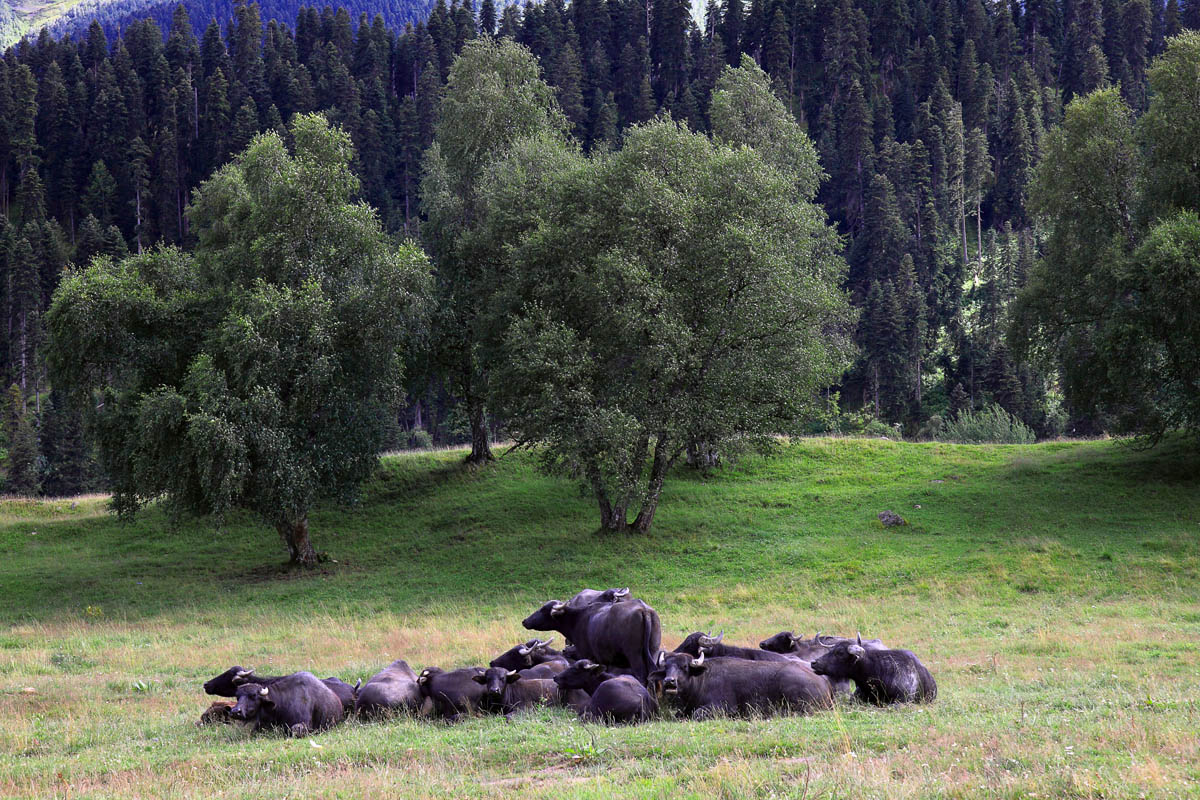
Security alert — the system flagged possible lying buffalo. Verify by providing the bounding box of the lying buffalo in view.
[196,701,234,726]
[416,667,487,721]
[567,587,629,608]
[203,665,358,715]
[356,659,424,718]
[489,639,567,672]
[519,661,569,679]
[810,638,937,704]
[650,651,832,718]
[553,660,657,724]
[473,667,564,715]
[229,672,344,736]
[523,594,661,683]
[674,632,795,662]
[759,631,887,661]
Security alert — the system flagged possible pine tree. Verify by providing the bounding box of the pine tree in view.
[3,385,40,496]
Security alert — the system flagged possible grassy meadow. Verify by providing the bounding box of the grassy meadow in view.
[1,437,1198,798]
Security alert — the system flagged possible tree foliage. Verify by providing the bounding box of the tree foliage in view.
[1013,32,1200,443]
[494,116,854,533]
[46,114,431,564]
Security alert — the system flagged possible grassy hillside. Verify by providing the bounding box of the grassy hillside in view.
[1,438,1198,798]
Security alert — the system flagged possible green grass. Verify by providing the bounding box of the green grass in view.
[2,437,1199,798]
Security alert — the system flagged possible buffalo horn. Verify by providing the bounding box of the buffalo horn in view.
[258,687,269,696]
[694,650,705,666]
[550,601,566,616]
[517,646,531,656]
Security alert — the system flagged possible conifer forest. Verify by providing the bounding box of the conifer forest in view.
[1,0,1199,500]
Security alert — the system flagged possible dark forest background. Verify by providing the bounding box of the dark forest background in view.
[2,0,1199,494]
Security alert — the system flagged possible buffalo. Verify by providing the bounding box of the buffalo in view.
[416,667,487,721]
[523,595,661,683]
[553,660,657,724]
[675,632,796,662]
[203,665,358,715]
[356,659,424,718]
[810,638,937,704]
[473,667,564,715]
[567,587,630,608]
[229,672,344,736]
[650,651,833,719]
[759,631,887,661]
[196,701,234,726]
[489,638,567,672]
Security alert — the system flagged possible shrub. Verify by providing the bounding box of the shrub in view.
[939,404,1036,444]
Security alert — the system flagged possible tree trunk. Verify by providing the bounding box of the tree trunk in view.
[466,400,493,464]
[595,484,628,532]
[632,436,672,534]
[277,516,318,567]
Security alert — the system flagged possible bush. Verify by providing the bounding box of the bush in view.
[407,428,434,450]
[939,404,1036,444]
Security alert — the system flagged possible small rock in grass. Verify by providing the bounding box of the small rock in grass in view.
[878,510,907,527]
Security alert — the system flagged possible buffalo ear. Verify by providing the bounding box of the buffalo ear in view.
[687,662,708,676]
[471,674,487,684]
[506,670,521,683]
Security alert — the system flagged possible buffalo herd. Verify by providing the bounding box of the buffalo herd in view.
[199,588,936,736]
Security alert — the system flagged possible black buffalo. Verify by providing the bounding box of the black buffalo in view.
[674,632,796,662]
[567,587,630,608]
[523,594,661,683]
[203,665,357,715]
[519,661,569,679]
[650,651,833,719]
[553,660,657,724]
[810,638,937,704]
[229,672,344,736]
[356,659,424,718]
[489,638,567,672]
[473,667,563,715]
[758,631,887,661]
[416,667,487,721]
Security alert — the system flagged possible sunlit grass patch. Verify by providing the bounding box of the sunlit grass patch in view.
[1,438,1198,797]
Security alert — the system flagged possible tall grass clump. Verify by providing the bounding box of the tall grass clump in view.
[938,404,1037,444]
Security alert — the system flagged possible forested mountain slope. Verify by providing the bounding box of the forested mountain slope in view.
[1,0,1199,495]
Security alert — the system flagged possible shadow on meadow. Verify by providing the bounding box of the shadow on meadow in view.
[3,438,1199,624]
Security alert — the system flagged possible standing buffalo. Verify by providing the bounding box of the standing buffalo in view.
[553,660,657,724]
[473,668,563,715]
[355,659,424,718]
[203,665,358,715]
[489,639,567,672]
[229,672,345,736]
[810,638,937,704]
[651,651,833,718]
[416,667,487,721]
[675,632,796,662]
[523,594,661,683]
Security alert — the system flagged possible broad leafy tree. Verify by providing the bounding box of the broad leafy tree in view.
[421,37,567,464]
[1013,33,1200,442]
[495,119,854,533]
[46,114,431,565]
